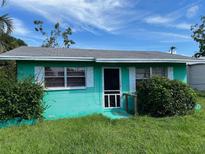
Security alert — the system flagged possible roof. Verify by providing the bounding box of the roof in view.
[188,57,205,65]
[0,46,203,63]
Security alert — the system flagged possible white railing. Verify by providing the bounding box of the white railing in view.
[104,90,121,108]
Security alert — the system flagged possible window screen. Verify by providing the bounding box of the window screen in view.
[45,67,65,88]
[67,68,86,87]
[44,67,86,88]
[152,67,168,77]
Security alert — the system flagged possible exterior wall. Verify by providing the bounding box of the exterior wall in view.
[17,61,187,119]
[188,64,205,90]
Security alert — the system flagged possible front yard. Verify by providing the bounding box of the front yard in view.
[0,97,205,154]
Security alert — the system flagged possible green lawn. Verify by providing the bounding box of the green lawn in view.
[0,97,205,154]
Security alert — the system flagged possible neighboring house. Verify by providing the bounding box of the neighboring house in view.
[0,47,201,119]
[188,57,205,90]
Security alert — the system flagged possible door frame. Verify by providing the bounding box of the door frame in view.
[102,67,122,109]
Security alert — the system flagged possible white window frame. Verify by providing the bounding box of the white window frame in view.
[136,67,151,80]
[136,66,168,81]
[66,67,86,88]
[44,67,86,91]
[152,67,168,77]
[44,67,65,89]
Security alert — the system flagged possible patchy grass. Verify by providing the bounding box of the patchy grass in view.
[0,97,205,154]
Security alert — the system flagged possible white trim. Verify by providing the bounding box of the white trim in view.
[44,66,86,89]
[0,56,94,61]
[187,62,205,65]
[129,67,136,92]
[34,66,45,86]
[44,87,86,91]
[168,67,174,80]
[64,67,67,88]
[102,67,122,109]
[86,67,94,87]
[135,66,169,81]
[150,67,153,77]
[96,58,204,63]
[0,55,204,63]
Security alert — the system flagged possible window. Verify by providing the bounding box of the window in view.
[136,68,150,79]
[135,67,168,86]
[45,67,65,88]
[67,68,86,87]
[44,67,86,88]
[152,67,167,77]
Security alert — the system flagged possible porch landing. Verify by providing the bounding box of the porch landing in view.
[103,109,132,120]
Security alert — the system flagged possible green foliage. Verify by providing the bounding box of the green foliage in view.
[0,95,205,154]
[137,77,196,117]
[0,34,27,53]
[0,0,14,51]
[34,20,75,48]
[191,16,205,58]
[0,71,45,121]
[0,0,13,35]
[0,61,16,80]
[195,89,205,97]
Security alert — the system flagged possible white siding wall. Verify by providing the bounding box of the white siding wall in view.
[188,64,205,90]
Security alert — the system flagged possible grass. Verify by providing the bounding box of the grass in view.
[0,97,205,154]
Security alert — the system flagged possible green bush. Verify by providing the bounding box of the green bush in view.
[137,77,196,117]
[195,90,205,97]
[0,71,45,121]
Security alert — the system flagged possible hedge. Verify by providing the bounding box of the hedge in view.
[0,70,45,121]
[137,77,196,117]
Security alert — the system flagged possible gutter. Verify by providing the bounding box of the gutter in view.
[95,58,205,63]
[0,56,95,62]
[0,56,204,63]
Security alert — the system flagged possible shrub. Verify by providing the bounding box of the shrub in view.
[137,77,196,117]
[0,71,45,121]
[195,90,205,97]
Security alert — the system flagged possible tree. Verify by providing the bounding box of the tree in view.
[0,34,27,53]
[0,0,13,34]
[0,0,13,51]
[34,20,75,48]
[0,35,27,68]
[191,16,205,58]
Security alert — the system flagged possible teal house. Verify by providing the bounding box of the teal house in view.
[0,47,199,119]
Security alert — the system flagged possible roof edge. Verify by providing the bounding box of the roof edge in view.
[0,55,203,63]
[96,58,204,63]
[0,56,95,61]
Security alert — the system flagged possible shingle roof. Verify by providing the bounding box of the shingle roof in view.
[0,46,202,63]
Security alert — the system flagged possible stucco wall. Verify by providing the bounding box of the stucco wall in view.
[17,61,187,119]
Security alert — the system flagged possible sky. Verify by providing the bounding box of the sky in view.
[3,0,205,56]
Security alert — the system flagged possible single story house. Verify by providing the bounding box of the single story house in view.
[0,47,202,119]
[188,57,205,90]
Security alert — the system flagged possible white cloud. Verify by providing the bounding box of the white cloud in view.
[144,16,172,24]
[143,2,199,30]
[174,23,191,30]
[186,5,199,18]
[11,0,143,33]
[12,18,30,36]
[144,15,191,30]
[116,27,192,43]
[154,32,191,40]
[11,18,45,46]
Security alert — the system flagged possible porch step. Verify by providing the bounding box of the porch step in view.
[103,109,132,120]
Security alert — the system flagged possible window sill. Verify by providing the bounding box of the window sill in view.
[44,87,86,91]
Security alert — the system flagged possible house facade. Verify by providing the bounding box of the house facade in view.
[0,47,200,119]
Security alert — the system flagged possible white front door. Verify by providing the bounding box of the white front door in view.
[103,68,121,108]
